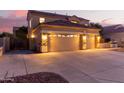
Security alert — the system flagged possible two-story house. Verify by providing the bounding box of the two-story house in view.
[27,10,101,53]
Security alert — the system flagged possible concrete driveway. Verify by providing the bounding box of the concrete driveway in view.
[1,49,124,83]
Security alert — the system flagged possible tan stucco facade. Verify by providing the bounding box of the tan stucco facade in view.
[27,11,101,53]
[29,25,100,53]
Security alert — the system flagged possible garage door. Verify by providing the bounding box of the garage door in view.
[48,35,80,52]
[87,35,95,49]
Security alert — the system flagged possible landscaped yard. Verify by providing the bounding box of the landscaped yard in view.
[1,49,124,83]
[0,72,68,83]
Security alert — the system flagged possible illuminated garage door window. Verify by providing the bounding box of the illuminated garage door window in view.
[49,34,77,38]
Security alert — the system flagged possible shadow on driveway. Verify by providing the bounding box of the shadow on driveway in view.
[6,50,34,55]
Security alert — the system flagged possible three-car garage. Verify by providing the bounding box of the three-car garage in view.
[41,33,100,53]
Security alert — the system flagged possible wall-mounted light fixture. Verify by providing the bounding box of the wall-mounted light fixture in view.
[58,34,61,37]
[97,36,101,42]
[82,35,87,42]
[31,34,35,38]
[42,34,47,40]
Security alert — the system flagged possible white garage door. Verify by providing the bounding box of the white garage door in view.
[48,35,80,52]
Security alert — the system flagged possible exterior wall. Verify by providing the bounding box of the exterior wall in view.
[29,26,41,52]
[108,32,124,41]
[0,37,10,53]
[31,15,40,29]
[28,14,66,31]
[105,32,124,46]
[29,15,89,30]
[27,11,90,35]
[41,25,100,34]
[80,20,89,25]
[35,28,42,52]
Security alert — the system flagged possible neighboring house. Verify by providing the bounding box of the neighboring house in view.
[27,10,101,53]
[103,24,124,47]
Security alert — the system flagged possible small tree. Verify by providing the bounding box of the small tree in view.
[14,26,28,50]
[0,32,13,38]
[15,26,28,40]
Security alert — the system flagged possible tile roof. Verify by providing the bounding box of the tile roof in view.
[28,10,89,21]
[42,20,96,29]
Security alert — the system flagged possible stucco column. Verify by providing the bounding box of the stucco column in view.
[79,34,83,50]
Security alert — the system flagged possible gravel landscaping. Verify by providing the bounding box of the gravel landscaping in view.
[0,72,69,83]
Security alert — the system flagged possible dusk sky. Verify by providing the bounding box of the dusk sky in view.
[1,10,124,33]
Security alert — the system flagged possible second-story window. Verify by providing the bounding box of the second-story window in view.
[71,20,78,23]
[84,24,88,26]
[39,17,45,23]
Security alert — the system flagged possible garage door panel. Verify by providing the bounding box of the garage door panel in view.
[87,35,95,49]
[49,36,79,52]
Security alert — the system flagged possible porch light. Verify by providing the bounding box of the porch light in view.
[67,35,70,37]
[83,35,87,40]
[58,34,61,37]
[97,36,101,42]
[70,35,73,37]
[42,34,47,40]
[31,34,35,38]
[62,35,65,37]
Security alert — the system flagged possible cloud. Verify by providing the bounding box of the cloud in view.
[0,10,28,33]
[100,18,124,26]
[0,16,27,33]
[9,10,27,18]
[100,18,113,26]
